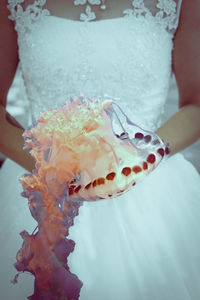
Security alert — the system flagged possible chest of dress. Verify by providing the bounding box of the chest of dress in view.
[18,15,173,95]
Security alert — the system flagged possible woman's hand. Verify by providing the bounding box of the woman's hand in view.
[155,104,200,156]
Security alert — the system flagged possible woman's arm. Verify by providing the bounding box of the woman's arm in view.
[0,0,35,172]
[0,107,36,172]
[155,0,200,156]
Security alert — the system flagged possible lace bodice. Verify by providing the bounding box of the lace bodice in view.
[7,0,182,130]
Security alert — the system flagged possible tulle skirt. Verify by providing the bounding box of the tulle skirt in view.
[0,152,200,300]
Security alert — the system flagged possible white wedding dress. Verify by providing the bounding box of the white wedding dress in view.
[1,0,200,299]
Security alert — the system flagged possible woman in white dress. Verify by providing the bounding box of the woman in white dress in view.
[0,0,200,299]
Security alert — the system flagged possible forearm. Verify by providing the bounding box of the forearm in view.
[155,104,200,156]
[0,104,35,172]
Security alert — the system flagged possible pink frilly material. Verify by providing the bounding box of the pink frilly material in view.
[13,95,170,299]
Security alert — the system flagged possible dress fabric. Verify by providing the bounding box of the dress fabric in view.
[1,0,200,299]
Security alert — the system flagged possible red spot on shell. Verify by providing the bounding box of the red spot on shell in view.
[108,194,112,197]
[132,166,142,174]
[70,178,76,184]
[143,162,148,170]
[147,154,156,164]
[132,182,136,186]
[69,187,74,196]
[157,148,165,157]
[74,185,82,193]
[106,172,116,181]
[85,182,92,190]
[135,132,144,139]
[165,145,170,155]
[92,180,97,187]
[120,132,126,136]
[97,178,105,185]
[69,184,76,188]
[152,138,160,145]
[121,167,132,176]
[144,135,152,143]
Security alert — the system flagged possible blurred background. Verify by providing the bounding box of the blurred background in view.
[0,66,199,172]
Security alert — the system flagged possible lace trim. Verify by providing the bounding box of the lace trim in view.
[7,0,180,33]
[123,0,179,32]
[7,0,50,33]
[74,0,179,32]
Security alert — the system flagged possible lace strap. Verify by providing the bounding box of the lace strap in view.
[7,0,49,32]
[157,0,183,34]
[122,0,183,35]
[171,0,183,34]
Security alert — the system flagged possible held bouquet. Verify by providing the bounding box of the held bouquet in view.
[13,95,170,300]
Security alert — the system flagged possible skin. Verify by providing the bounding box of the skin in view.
[34,0,133,21]
[156,0,200,154]
[0,0,200,173]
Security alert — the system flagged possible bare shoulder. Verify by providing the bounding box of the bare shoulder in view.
[0,0,18,52]
[0,0,19,107]
[172,0,200,108]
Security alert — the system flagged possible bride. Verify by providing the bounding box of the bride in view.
[1,0,200,299]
